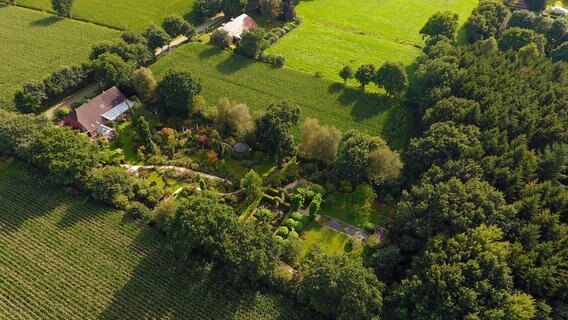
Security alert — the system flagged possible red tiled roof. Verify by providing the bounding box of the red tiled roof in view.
[67,86,126,134]
[219,14,258,38]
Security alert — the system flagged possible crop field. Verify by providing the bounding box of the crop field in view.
[0,160,318,319]
[0,5,119,110]
[267,0,478,80]
[151,43,413,149]
[17,0,197,30]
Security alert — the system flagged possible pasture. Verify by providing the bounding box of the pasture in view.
[0,5,118,110]
[151,43,413,149]
[267,0,478,80]
[17,0,197,30]
[0,160,317,319]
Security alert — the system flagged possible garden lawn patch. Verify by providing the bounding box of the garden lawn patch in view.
[0,5,119,110]
[150,43,413,149]
[0,160,319,319]
[299,221,355,260]
[17,0,197,31]
[321,192,394,229]
[267,0,478,80]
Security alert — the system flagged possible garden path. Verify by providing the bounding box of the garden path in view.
[315,214,370,240]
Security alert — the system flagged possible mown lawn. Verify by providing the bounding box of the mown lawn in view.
[151,43,413,149]
[0,160,319,319]
[321,192,394,229]
[299,221,357,260]
[17,0,197,30]
[267,0,478,80]
[0,5,119,110]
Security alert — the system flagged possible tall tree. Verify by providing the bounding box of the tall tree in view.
[355,64,376,90]
[156,70,202,119]
[162,15,195,38]
[335,130,386,184]
[133,67,157,105]
[93,53,135,89]
[51,0,73,17]
[87,166,136,209]
[339,65,354,84]
[144,24,171,51]
[255,101,300,156]
[300,118,341,165]
[222,0,248,17]
[420,11,459,41]
[236,28,268,58]
[374,61,408,96]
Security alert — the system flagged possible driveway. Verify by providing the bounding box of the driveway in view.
[43,83,99,119]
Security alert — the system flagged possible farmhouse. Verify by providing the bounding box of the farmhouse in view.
[218,14,258,41]
[64,86,132,137]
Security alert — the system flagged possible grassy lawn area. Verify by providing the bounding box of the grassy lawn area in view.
[151,43,413,149]
[299,221,356,260]
[17,0,197,30]
[0,160,318,319]
[112,121,142,164]
[267,0,478,80]
[321,192,394,229]
[0,5,119,110]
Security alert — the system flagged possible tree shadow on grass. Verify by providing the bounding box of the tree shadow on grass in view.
[199,45,224,59]
[99,227,319,320]
[29,16,62,27]
[216,54,254,74]
[56,198,114,229]
[330,84,395,122]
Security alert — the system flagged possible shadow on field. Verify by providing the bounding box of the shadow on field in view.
[99,227,316,320]
[216,54,253,74]
[329,83,394,122]
[29,16,62,27]
[199,45,224,59]
[56,199,113,229]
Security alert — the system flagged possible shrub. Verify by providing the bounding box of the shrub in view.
[126,201,152,223]
[294,221,304,232]
[211,29,232,48]
[271,55,285,67]
[290,193,304,211]
[339,180,353,194]
[273,235,285,244]
[290,211,304,221]
[276,226,289,236]
[289,230,299,238]
[285,218,297,229]
[364,222,376,233]
[55,107,70,119]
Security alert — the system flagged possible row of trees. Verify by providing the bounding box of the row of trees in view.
[194,0,296,22]
[339,61,408,95]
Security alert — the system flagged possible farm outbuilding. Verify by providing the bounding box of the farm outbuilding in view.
[64,86,132,137]
[218,14,258,40]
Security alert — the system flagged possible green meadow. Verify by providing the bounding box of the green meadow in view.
[0,5,119,109]
[151,43,413,149]
[267,0,478,80]
[17,0,197,30]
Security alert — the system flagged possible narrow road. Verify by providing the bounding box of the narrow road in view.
[43,83,99,119]
[155,14,227,56]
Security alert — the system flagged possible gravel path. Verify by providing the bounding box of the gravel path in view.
[315,215,370,240]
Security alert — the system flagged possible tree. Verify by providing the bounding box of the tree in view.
[367,147,403,184]
[296,253,384,320]
[93,53,135,89]
[51,0,73,17]
[121,31,147,45]
[29,126,100,186]
[241,169,263,201]
[374,62,408,96]
[420,11,459,40]
[210,29,232,48]
[222,0,248,18]
[144,24,171,51]
[156,128,177,158]
[260,0,282,21]
[508,10,536,29]
[551,42,568,62]
[464,0,510,43]
[354,64,376,90]
[335,130,386,184]
[299,118,341,165]
[212,98,253,137]
[537,143,567,181]
[255,101,300,156]
[525,0,549,11]
[194,0,222,20]
[339,65,354,84]
[282,0,296,21]
[87,166,136,208]
[392,177,512,254]
[155,70,202,119]
[137,116,158,155]
[422,97,480,129]
[162,15,195,38]
[387,225,536,320]
[14,82,46,114]
[545,17,568,51]
[498,27,546,52]
[133,67,157,105]
[236,28,268,59]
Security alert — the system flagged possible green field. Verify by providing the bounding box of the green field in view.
[267,0,478,80]
[0,160,317,319]
[151,43,412,149]
[17,0,196,30]
[0,5,119,109]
